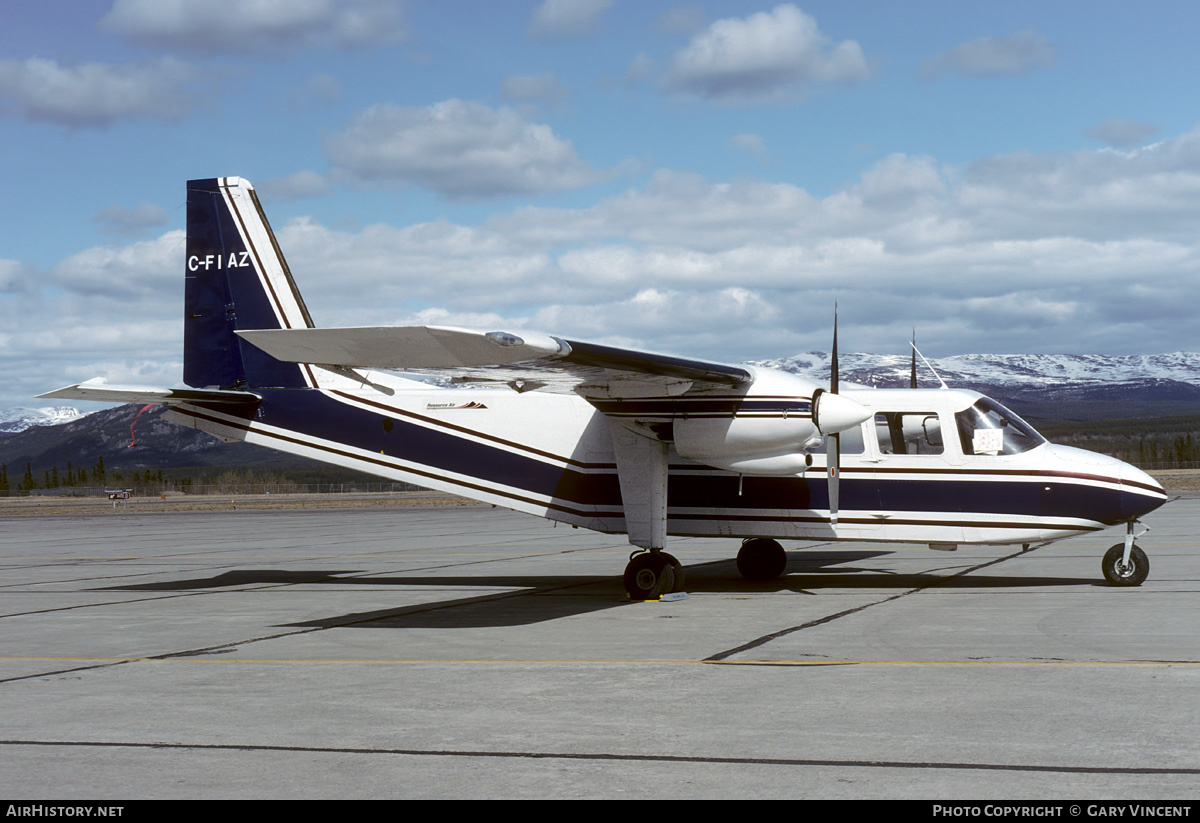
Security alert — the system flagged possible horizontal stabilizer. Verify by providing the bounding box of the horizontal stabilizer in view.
[237,325,753,388]
[37,379,260,406]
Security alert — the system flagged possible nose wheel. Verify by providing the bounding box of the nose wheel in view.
[1102,543,1149,586]
[1102,520,1150,586]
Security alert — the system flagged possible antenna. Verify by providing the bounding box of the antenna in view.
[910,329,917,389]
[910,339,949,390]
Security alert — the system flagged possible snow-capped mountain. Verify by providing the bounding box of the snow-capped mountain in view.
[750,352,1200,389]
[0,406,86,434]
[4,352,1199,476]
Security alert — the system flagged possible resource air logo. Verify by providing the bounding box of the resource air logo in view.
[426,401,488,410]
[188,252,252,271]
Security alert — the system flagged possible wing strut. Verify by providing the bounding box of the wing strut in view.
[608,421,668,551]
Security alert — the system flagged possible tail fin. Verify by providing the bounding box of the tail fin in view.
[184,177,314,391]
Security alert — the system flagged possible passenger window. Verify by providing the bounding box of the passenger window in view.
[874,412,943,455]
[840,422,866,455]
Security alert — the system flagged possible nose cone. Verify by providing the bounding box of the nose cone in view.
[1046,445,1167,523]
[1119,460,1168,520]
[813,390,871,435]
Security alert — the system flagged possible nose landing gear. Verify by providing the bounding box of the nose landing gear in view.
[1102,520,1150,587]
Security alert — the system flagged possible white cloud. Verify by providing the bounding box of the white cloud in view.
[49,230,184,298]
[958,129,1200,240]
[1088,119,1158,149]
[731,133,768,163]
[0,57,200,127]
[625,52,655,86]
[921,28,1055,78]
[0,259,27,294]
[16,127,1200,409]
[656,7,705,35]
[325,99,605,199]
[528,0,612,38]
[2,234,186,405]
[93,203,170,237]
[500,73,569,104]
[286,73,344,110]
[663,4,869,103]
[100,0,406,54]
[854,153,946,203]
[257,170,333,201]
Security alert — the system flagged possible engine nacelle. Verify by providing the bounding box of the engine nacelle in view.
[671,368,868,475]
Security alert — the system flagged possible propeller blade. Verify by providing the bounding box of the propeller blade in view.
[828,305,840,527]
[827,431,840,526]
[831,304,839,395]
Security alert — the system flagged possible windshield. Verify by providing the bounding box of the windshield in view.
[955,397,1046,456]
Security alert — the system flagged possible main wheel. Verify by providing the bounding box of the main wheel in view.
[658,552,686,592]
[624,552,675,599]
[1102,543,1149,587]
[737,538,787,581]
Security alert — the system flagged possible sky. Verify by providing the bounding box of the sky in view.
[3,0,1200,411]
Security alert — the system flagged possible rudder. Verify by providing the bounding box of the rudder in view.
[184,177,314,391]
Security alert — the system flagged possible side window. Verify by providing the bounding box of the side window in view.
[875,412,943,455]
[839,422,866,455]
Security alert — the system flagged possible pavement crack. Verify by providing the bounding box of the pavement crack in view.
[703,546,1034,662]
[2,738,1197,776]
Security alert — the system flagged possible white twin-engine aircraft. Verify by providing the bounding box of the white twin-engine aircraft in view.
[42,177,1167,599]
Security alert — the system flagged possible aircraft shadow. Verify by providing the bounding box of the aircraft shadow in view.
[91,550,1099,629]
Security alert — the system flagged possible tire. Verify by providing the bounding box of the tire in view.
[624,552,675,599]
[736,538,787,581]
[660,552,686,592]
[1102,543,1149,587]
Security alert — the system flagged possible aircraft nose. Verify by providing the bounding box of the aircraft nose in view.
[1118,460,1167,520]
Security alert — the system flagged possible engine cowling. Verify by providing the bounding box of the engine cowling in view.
[672,368,869,476]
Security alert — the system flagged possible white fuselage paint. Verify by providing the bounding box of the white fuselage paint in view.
[164,378,1165,550]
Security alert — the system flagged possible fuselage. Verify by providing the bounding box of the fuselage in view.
[164,374,1166,549]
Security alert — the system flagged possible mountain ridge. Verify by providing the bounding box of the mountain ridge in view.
[5,351,1198,475]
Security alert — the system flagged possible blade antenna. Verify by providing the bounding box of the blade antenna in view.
[910,329,918,389]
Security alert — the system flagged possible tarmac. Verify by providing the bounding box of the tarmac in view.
[1,494,1198,799]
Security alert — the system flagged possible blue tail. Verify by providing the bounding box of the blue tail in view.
[184,177,314,391]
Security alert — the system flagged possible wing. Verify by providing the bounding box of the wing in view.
[37,378,260,406]
[235,325,752,395]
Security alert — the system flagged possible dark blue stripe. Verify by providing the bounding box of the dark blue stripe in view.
[229,389,1162,527]
[590,398,813,416]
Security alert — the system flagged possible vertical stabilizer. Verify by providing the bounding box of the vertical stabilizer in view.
[184,177,314,390]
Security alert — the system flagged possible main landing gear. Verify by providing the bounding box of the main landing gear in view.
[621,538,793,598]
[736,538,788,582]
[1102,520,1150,587]
[624,551,686,600]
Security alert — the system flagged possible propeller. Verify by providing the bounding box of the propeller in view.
[810,306,869,527]
[827,306,840,527]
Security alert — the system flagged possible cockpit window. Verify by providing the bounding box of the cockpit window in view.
[955,398,1046,455]
[875,412,944,455]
